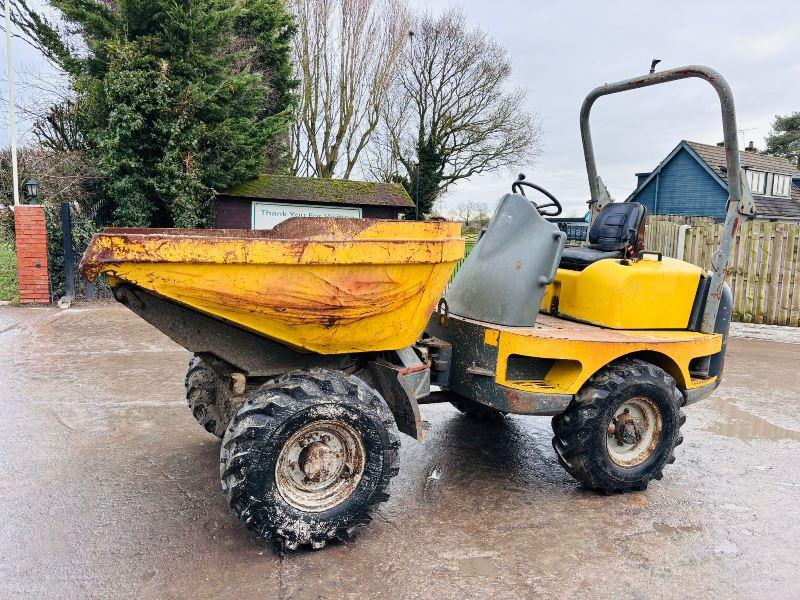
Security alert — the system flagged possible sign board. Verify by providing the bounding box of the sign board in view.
[251,201,362,229]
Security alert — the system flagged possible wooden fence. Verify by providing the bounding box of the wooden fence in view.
[449,220,800,326]
[645,216,800,326]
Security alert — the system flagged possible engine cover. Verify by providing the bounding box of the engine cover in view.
[540,256,704,329]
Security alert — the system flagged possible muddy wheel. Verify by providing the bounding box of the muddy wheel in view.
[185,355,228,438]
[551,358,685,493]
[450,396,507,421]
[220,369,400,550]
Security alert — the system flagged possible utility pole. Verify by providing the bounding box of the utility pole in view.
[4,0,19,205]
[415,162,420,221]
[408,29,421,221]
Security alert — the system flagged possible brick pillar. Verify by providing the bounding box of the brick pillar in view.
[14,205,51,304]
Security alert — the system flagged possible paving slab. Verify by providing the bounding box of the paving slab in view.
[1,304,798,599]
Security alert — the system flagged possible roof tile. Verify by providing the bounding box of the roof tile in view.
[685,141,800,178]
[685,141,800,220]
[221,175,414,208]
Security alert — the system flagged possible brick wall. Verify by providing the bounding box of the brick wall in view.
[14,205,50,304]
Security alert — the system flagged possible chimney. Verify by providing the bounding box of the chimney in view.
[745,141,757,152]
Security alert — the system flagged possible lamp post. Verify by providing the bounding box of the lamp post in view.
[408,30,421,221]
[24,178,39,204]
[414,162,420,221]
[4,0,20,206]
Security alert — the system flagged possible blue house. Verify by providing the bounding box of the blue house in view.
[627,140,800,221]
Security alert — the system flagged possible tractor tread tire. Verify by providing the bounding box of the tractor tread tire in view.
[220,369,400,551]
[551,358,684,494]
[185,355,227,438]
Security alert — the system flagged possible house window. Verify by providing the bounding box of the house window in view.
[745,170,766,194]
[772,174,791,197]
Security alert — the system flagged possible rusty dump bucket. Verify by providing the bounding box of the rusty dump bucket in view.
[80,218,464,354]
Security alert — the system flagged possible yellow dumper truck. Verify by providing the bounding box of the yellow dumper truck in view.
[81,65,750,550]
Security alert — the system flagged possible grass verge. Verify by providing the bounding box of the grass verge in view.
[0,241,19,304]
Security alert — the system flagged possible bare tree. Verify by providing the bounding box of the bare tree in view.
[454,200,489,226]
[290,0,411,179]
[0,147,101,213]
[33,100,84,152]
[369,9,541,214]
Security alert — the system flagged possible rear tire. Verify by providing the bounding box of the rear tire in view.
[450,396,507,421]
[220,369,400,550]
[552,358,685,493]
[185,355,228,438]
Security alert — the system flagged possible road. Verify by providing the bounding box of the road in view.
[1,305,798,599]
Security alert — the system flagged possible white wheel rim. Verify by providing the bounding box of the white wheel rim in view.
[606,396,662,467]
[275,419,366,512]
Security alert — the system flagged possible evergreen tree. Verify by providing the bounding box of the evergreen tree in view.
[15,0,296,227]
[234,0,298,168]
[765,112,800,166]
[395,137,445,219]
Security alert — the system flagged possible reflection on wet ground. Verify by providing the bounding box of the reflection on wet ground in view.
[1,305,799,599]
[705,396,800,442]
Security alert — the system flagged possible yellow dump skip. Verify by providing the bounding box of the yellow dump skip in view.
[80,218,464,354]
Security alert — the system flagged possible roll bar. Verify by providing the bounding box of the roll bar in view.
[580,65,756,333]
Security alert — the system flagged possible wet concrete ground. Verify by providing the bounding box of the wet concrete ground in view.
[1,304,798,599]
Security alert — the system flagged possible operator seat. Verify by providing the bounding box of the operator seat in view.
[559,202,646,271]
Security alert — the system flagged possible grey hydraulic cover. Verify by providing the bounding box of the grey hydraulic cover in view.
[446,193,567,327]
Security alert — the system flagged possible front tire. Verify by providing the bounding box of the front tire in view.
[220,369,400,550]
[552,359,685,493]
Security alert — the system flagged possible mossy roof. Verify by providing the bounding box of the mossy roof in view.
[223,175,414,208]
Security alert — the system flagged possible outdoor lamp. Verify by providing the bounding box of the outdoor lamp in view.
[24,178,39,204]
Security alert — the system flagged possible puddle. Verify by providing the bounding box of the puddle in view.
[706,397,800,442]
[456,557,500,577]
[422,465,443,503]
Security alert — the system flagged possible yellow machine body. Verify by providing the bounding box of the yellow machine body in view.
[80,219,464,355]
[484,314,721,399]
[539,256,705,329]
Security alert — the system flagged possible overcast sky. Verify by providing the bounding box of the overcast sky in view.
[413,0,799,215]
[2,0,798,216]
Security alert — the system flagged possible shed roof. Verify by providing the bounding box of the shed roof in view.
[223,175,414,208]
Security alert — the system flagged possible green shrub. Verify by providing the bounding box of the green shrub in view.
[0,240,18,303]
[0,210,18,303]
[0,208,14,243]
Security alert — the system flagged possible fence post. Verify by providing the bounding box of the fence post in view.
[60,201,75,307]
[645,215,800,326]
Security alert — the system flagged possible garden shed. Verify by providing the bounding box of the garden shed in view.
[214,175,415,229]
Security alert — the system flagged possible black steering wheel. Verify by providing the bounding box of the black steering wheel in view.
[511,174,563,217]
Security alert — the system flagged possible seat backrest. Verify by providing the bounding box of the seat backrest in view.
[588,202,646,252]
[446,193,566,327]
